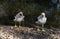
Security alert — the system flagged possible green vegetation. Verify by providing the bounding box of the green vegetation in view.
[0,0,60,28]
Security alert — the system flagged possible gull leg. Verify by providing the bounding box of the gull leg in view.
[19,22,22,28]
[14,21,17,27]
[42,24,45,31]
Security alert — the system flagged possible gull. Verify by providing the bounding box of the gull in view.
[35,12,47,31]
[14,11,25,27]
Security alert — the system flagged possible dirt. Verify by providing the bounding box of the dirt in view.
[0,25,60,39]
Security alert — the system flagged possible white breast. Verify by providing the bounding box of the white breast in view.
[38,17,47,24]
[16,16,25,22]
[14,13,25,22]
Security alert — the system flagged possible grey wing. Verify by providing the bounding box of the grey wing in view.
[37,15,42,20]
[15,13,20,19]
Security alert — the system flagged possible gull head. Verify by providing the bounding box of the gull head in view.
[41,12,45,17]
[19,12,23,14]
[19,12,23,16]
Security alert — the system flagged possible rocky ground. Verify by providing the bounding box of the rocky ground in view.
[0,25,60,39]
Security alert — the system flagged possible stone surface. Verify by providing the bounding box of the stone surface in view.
[0,25,60,39]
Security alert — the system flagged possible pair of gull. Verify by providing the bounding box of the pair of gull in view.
[14,12,47,31]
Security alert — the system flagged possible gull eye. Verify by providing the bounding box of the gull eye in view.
[20,14,22,16]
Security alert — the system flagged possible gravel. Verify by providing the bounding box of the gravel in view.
[0,25,60,39]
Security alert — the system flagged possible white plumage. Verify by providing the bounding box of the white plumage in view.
[38,13,47,24]
[36,12,47,31]
[14,12,25,27]
[14,15,24,22]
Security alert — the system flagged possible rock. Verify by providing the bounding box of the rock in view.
[0,26,60,39]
